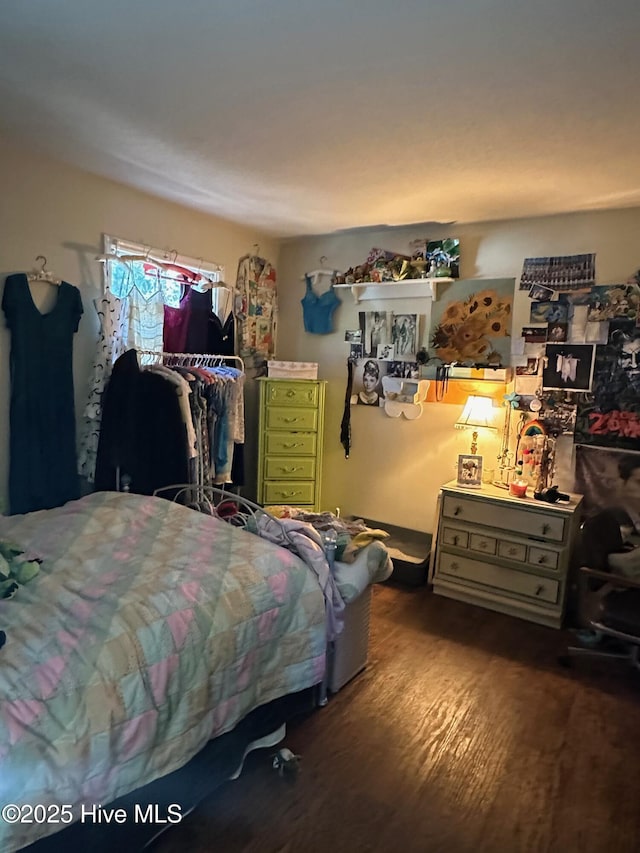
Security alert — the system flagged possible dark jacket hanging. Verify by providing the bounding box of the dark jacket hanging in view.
[2,274,83,515]
[95,349,190,496]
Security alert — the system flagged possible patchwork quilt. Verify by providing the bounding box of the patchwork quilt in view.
[0,492,326,852]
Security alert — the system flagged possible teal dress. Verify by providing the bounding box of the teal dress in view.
[2,274,83,515]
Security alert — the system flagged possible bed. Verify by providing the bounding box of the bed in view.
[0,491,327,852]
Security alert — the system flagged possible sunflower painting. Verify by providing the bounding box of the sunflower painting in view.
[429,278,515,366]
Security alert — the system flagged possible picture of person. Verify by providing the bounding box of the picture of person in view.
[357,359,383,406]
[574,322,640,450]
[359,311,390,357]
[391,313,418,357]
[387,361,420,378]
[575,447,640,571]
[547,321,568,342]
[456,454,483,487]
[611,322,640,391]
[377,343,395,361]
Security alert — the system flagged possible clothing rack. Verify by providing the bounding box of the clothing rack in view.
[135,349,245,372]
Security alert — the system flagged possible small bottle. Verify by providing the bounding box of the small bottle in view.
[323,529,338,571]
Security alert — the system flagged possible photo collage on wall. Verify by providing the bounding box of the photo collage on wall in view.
[511,259,640,448]
[346,310,421,407]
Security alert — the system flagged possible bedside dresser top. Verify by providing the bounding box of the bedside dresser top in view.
[441,480,583,515]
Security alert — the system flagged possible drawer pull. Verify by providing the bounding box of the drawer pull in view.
[453,506,462,516]
[541,523,550,535]
[508,547,517,556]
[538,555,547,564]
[450,561,459,571]
[535,585,545,596]
[452,535,459,546]
[283,417,299,424]
[479,541,487,549]
[286,390,296,397]
[283,442,303,448]
[278,490,302,498]
[280,466,302,473]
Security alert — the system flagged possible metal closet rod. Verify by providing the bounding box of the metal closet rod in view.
[135,350,245,372]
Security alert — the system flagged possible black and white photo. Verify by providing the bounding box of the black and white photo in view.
[350,358,385,407]
[519,253,596,292]
[387,361,419,379]
[377,343,395,361]
[391,313,418,358]
[359,311,391,358]
[542,343,595,391]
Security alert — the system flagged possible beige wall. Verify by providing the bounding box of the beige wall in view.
[0,134,279,512]
[2,132,638,529]
[278,210,640,531]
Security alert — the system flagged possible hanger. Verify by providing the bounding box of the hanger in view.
[27,255,61,286]
[301,256,337,282]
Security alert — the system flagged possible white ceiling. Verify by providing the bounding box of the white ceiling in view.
[1,0,639,238]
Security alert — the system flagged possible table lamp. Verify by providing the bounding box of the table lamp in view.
[454,395,497,454]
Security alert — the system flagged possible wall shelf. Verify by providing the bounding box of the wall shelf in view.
[333,277,454,303]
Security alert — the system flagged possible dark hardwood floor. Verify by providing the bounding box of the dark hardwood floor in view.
[154,583,640,853]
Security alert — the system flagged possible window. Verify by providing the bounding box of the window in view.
[102,235,225,313]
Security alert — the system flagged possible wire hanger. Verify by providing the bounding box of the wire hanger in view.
[27,255,61,286]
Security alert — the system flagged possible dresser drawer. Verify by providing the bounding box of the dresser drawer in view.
[265,457,316,480]
[265,432,317,456]
[438,552,559,604]
[266,407,318,431]
[497,540,527,562]
[442,495,565,542]
[527,545,559,571]
[441,527,469,549]
[469,532,497,556]
[263,481,315,505]
[266,381,319,407]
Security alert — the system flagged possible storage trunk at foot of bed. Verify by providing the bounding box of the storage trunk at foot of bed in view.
[327,587,372,693]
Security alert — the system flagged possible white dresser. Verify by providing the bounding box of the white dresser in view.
[431,481,583,628]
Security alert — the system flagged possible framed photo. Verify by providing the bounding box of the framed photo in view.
[542,343,595,391]
[457,454,483,488]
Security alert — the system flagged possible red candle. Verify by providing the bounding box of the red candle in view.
[509,480,528,498]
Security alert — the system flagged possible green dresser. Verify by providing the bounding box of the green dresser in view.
[257,379,327,511]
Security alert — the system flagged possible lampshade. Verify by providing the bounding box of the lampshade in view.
[455,395,498,431]
[455,395,497,456]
